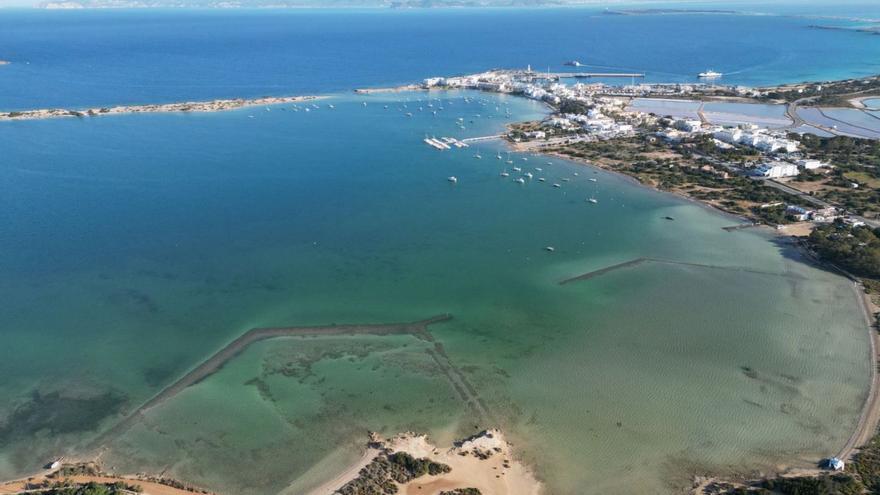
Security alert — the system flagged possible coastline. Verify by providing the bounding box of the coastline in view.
[0,74,877,495]
[502,119,880,486]
[0,94,323,121]
[306,430,542,495]
[518,144,759,228]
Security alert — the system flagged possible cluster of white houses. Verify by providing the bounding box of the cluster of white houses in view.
[713,125,800,153]
[423,69,872,228]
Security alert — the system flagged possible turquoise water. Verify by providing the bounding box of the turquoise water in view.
[0,5,878,494]
[0,91,871,494]
[2,6,880,110]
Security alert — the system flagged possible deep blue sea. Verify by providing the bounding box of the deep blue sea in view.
[2,3,880,110]
[0,4,878,495]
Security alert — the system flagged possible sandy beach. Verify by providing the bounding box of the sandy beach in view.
[307,430,542,495]
[0,95,322,121]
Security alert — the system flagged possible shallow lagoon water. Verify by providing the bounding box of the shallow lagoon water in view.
[798,107,880,138]
[627,98,702,119]
[702,101,792,128]
[0,90,871,494]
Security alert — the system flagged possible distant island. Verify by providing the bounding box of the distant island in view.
[34,0,712,9]
[603,8,738,15]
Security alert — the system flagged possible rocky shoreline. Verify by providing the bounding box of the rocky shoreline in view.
[0,95,322,121]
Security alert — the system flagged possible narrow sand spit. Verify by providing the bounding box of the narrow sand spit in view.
[0,95,322,121]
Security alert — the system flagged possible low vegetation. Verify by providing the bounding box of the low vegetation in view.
[543,135,808,224]
[759,75,880,107]
[793,135,880,217]
[15,481,142,495]
[337,452,451,495]
[807,222,880,280]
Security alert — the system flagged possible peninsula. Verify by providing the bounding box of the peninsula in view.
[0,95,321,121]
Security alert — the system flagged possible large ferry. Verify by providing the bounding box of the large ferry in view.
[698,70,723,78]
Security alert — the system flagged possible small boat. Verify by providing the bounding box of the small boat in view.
[587,198,598,204]
[496,154,503,160]
[500,171,510,177]
[522,157,528,161]
[553,183,561,188]
[512,166,522,172]
[448,176,458,183]
[564,60,583,67]
[535,167,543,171]
[547,161,552,165]
[305,108,310,112]
[562,178,570,182]
[573,172,579,176]
[328,104,335,109]
[474,154,482,159]
[506,160,514,164]
[589,178,598,182]
[405,112,413,117]
[514,177,526,184]
[664,216,675,221]
[384,105,389,109]
[362,102,367,106]
[538,177,546,182]
[524,172,533,179]
[545,246,556,252]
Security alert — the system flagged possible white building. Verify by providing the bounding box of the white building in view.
[674,119,703,133]
[714,128,743,144]
[797,159,828,170]
[786,205,813,221]
[753,162,799,178]
[826,458,845,471]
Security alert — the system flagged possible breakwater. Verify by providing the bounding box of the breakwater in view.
[560,257,805,285]
[92,314,455,448]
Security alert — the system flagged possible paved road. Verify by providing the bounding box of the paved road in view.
[757,178,880,228]
[693,150,880,228]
